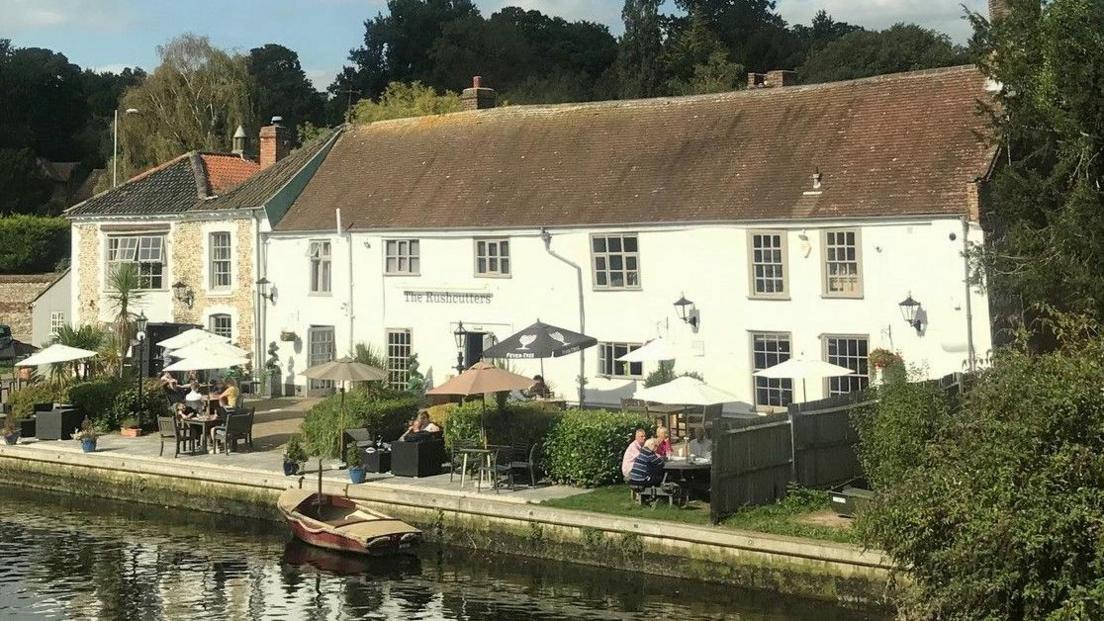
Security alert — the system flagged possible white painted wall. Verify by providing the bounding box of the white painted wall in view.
[262,217,992,408]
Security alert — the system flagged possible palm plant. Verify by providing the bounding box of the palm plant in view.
[107,263,145,377]
[50,324,107,380]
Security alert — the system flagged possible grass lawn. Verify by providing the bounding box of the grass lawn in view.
[542,485,856,544]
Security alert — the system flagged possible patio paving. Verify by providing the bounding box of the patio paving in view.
[10,396,586,504]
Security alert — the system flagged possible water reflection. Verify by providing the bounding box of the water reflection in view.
[0,486,883,620]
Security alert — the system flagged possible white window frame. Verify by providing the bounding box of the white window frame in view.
[747,230,788,299]
[822,229,863,298]
[386,329,413,389]
[474,238,511,277]
[597,342,643,379]
[823,334,870,395]
[106,234,165,290]
[591,233,641,290]
[308,239,332,294]
[208,313,233,340]
[385,239,420,276]
[49,311,66,337]
[750,331,793,410]
[209,231,232,291]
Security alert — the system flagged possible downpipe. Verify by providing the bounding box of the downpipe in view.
[541,228,586,406]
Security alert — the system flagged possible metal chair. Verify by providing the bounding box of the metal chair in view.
[449,440,480,483]
[158,416,193,458]
[481,445,515,493]
[213,409,254,454]
[509,443,540,487]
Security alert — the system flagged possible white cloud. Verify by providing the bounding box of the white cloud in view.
[305,67,338,92]
[4,0,135,33]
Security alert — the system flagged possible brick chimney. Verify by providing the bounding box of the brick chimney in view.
[460,76,496,111]
[747,70,798,89]
[259,116,291,169]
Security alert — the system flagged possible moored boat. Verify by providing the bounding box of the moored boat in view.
[277,488,421,555]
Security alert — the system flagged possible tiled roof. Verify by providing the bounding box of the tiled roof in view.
[66,132,336,218]
[277,65,998,232]
[200,154,260,193]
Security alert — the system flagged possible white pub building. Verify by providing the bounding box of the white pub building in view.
[261,66,998,410]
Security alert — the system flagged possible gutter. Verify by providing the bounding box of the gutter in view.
[540,228,587,406]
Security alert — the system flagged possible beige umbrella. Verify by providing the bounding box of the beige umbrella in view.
[427,362,534,442]
[300,358,388,459]
[16,344,97,367]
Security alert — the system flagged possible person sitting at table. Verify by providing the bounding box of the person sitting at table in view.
[414,411,440,435]
[212,379,239,410]
[159,370,179,391]
[522,375,551,400]
[621,428,647,480]
[628,438,665,488]
[184,381,204,414]
[399,419,435,443]
[688,427,711,460]
[654,426,672,459]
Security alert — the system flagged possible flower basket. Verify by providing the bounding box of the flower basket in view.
[869,348,903,369]
[279,331,297,342]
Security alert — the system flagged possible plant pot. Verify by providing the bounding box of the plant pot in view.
[80,438,97,453]
[3,432,19,445]
[282,459,301,476]
[348,466,366,484]
[120,427,143,438]
[18,367,32,381]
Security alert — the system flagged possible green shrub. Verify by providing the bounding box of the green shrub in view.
[301,391,418,458]
[0,215,70,273]
[8,381,71,419]
[107,384,169,431]
[285,434,308,462]
[544,409,654,487]
[434,400,562,450]
[68,379,127,428]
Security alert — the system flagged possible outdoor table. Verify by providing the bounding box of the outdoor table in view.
[457,446,508,489]
[184,415,221,453]
[664,458,712,502]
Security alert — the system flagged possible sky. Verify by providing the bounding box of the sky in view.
[3,0,988,91]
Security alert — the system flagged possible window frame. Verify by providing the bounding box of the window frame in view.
[208,231,233,292]
[49,311,66,337]
[747,230,789,300]
[590,233,641,291]
[597,341,643,379]
[308,325,336,392]
[106,234,165,291]
[385,328,413,390]
[474,238,511,278]
[384,239,421,276]
[208,313,233,340]
[821,229,863,298]
[750,331,793,411]
[308,239,333,295]
[822,334,870,396]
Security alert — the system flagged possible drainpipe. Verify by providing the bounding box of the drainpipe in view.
[253,212,264,386]
[339,208,355,355]
[962,217,977,372]
[541,228,586,406]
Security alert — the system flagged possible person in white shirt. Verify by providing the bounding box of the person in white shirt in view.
[688,427,711,460]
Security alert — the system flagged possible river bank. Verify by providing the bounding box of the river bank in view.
[0,439,895,610]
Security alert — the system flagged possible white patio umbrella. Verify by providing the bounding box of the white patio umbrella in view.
[16,344,98,367]
[170,340,250,360]
[753,357,854,403]
[634,376,751,408]
[617,337,679,363]
[162,351,248,372]
[157,328,229,350]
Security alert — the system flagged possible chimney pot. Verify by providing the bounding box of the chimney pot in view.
[472,75,482,89]
[748,70,798,89]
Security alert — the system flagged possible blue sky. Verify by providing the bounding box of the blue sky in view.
[3,0,986,91]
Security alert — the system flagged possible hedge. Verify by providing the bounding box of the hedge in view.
[9,378,127,425]
[429,400,562,450]
[301,390,419,458]
[544,409,654,487]
[0,215,70,274]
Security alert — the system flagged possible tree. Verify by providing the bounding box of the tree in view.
[798,24,969,84]
[348,82,460,125]
[618,0,664,98]
[0,148,51,215]
[0,42,90,161]
[791,10,862,54]
[970,0,1104,337]
[113,34,254,179]
[107,264,144,378]
[672,0,801,73]
[662,9,744,95]
[248,44,324,141]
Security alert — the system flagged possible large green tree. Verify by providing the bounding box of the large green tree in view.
[798,23,969,84]
[0,42,90,161]
[618,0,665,98]
[248,44,325,142]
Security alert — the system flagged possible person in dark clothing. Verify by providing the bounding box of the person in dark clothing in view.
[628,439,665,487]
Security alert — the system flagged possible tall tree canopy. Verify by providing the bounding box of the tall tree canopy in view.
[618,0,665,98]
[798,24,969,84]
[0,42,90,162]
[248,44,325,136]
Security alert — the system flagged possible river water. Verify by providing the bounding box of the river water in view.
[0,485,883,620]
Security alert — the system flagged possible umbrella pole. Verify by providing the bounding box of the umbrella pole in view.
[339,385,346,460]
[481,398,487,447]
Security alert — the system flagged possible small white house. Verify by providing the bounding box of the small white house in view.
[260,66,998,409]
[29,270,71,347]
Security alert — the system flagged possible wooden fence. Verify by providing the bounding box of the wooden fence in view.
[710,392,872,522]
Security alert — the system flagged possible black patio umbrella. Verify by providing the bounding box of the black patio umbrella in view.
[482,320,597,362]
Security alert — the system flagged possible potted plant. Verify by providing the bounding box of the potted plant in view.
[346,444,366,484]
[2,416,19,445]
[119,416,142,438]
[283,434,307,476]
[74,417,98,453]
[280,330,297,342]
[869,348,903,369]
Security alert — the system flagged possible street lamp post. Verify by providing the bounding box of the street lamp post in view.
[113,108,140,187]
[134,311,148,423]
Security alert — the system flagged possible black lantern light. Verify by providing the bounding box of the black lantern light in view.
[898,293,923,334]
[172,281,194,308]
[256,277,276,303]
[673,294,699,329]
[453,321,468,372]
[135,310,148,337]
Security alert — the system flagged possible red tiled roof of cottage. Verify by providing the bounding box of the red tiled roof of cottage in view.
[200,154,261,194]
[277,65,998,232]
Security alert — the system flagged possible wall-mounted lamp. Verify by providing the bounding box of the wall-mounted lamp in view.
[256,277,277,303]
[898,293,924,335]
[171,281,194,308]
[674,294,699,330]
[453,321,468,372]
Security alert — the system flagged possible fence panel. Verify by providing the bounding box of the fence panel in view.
[710,419,794,521]
[790,393,868,488]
